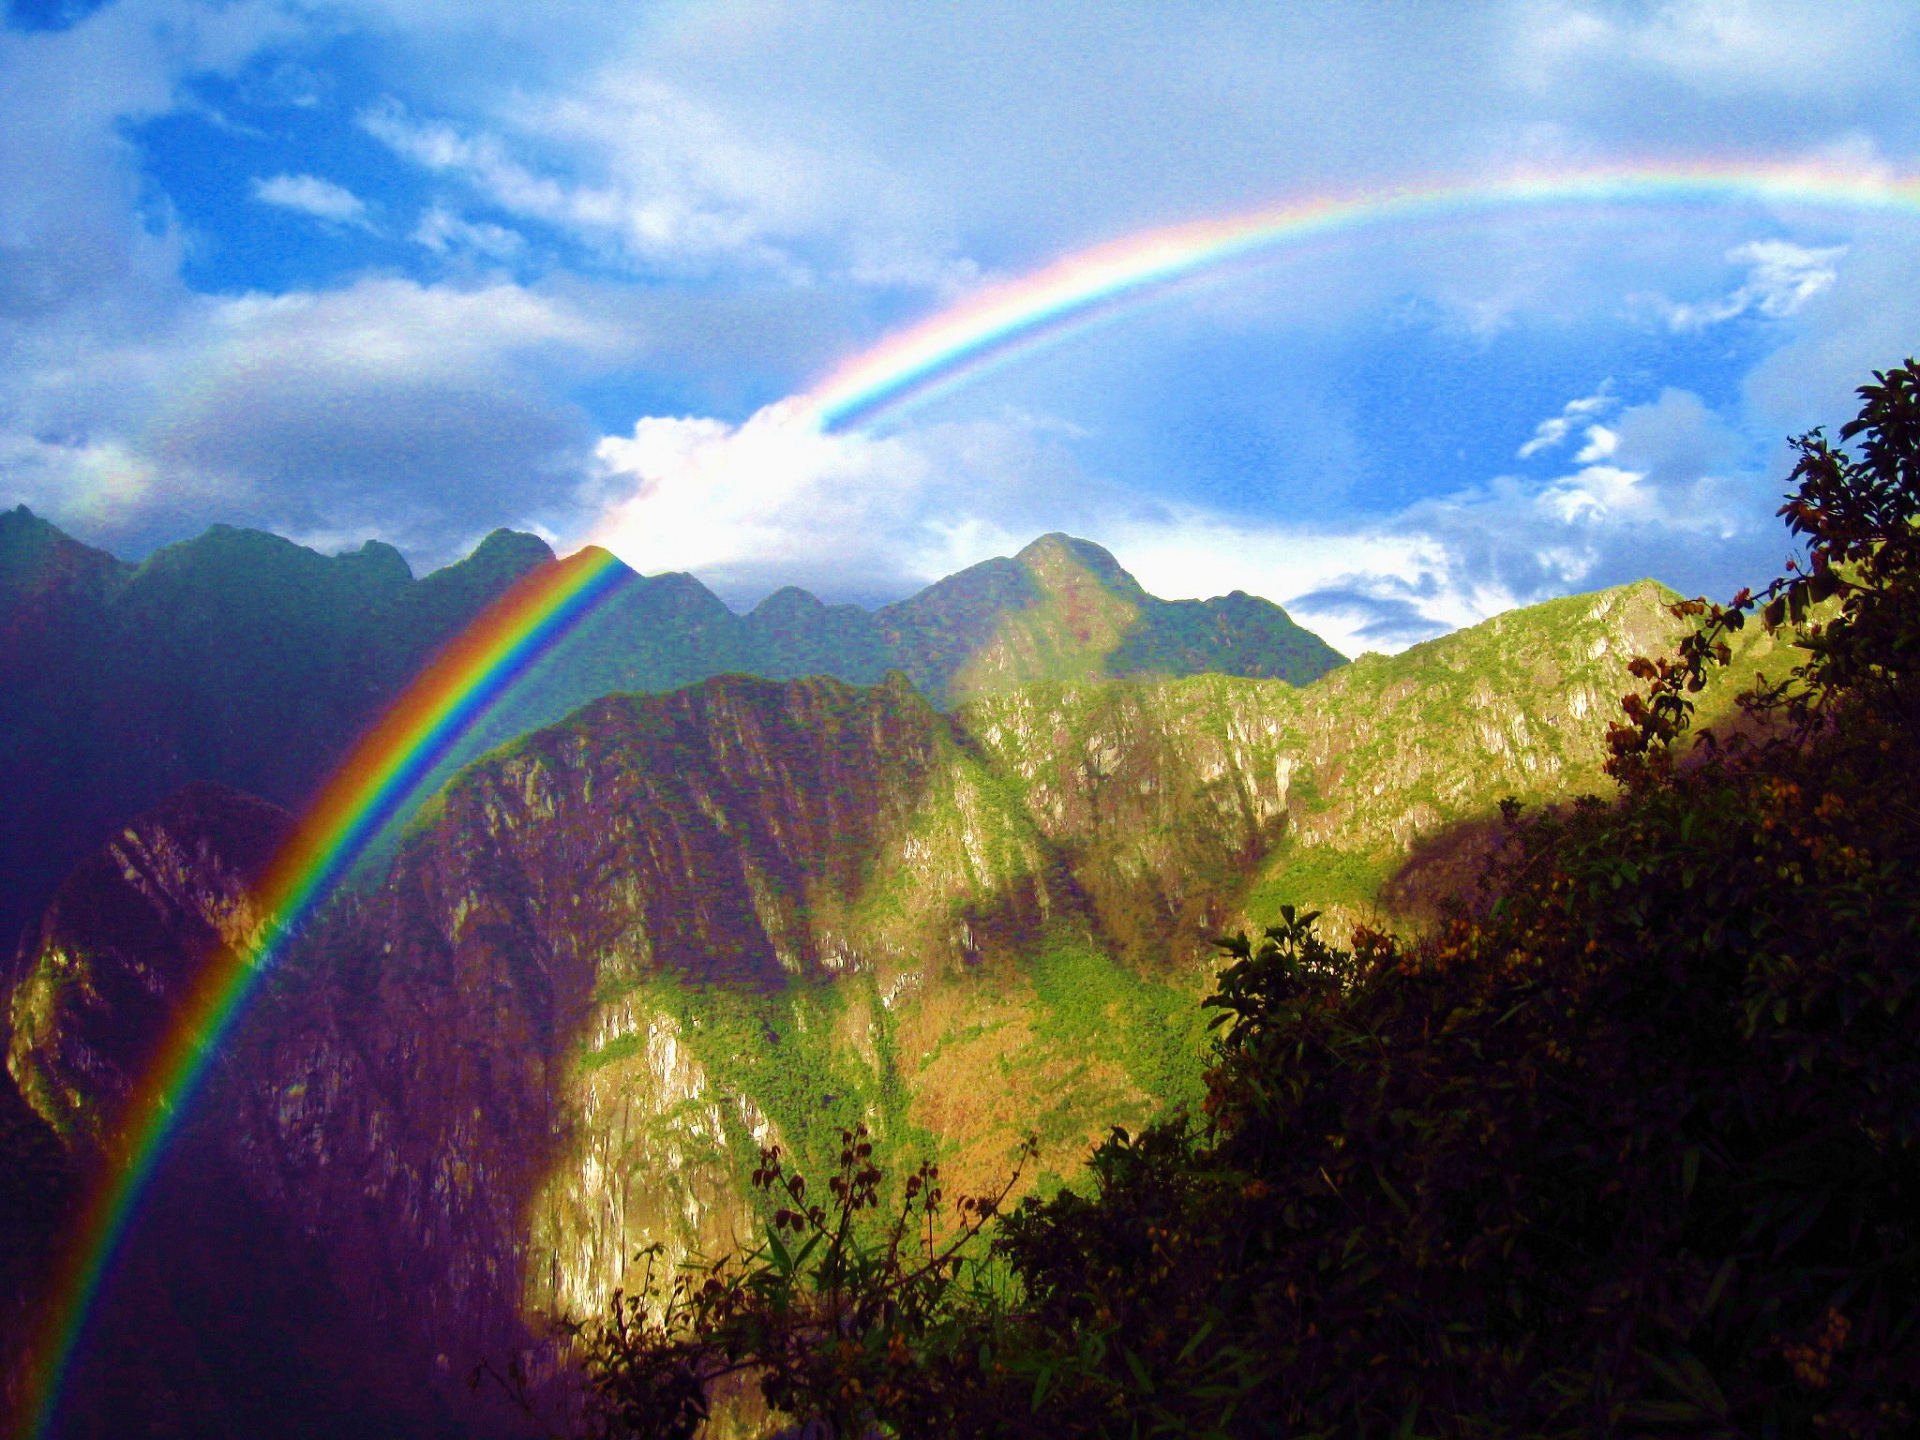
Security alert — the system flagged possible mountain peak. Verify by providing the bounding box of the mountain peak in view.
[0,504,130,612]
[881,532,1344,705]
[1013,533,1148,603]
[460,527,557,574]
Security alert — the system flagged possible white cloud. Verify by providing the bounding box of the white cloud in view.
[1742,238,1920,438]
[1571,424,1617,464]
[360,87,822,276]
[251,172,373,228]
[1514,0,1918,97]
[412,205,525,260]
[1517,385,1615,459]
[586,401,1105,603]
[0,276,636,561]
[1658,239,1846,331]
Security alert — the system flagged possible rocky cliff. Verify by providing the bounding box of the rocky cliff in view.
[0,510,1341,966]
[6,576,1791,1437]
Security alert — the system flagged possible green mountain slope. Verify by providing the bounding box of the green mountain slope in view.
[6,570,1793,1433]
[0,511,1341,959]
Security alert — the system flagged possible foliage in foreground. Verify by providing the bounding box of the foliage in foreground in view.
[570,363,1920,1438]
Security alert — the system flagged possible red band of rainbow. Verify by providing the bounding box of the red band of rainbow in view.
[20,159,1920,1437]
[17,545,633,1439]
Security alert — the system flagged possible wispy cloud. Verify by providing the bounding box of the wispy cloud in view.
[1517,385,1616,459]
[359,90,816,275]
[251,172,374,228]
[412,205,525,261]
[1655,239,1846,331]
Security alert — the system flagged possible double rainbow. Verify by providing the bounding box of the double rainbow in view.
[20,159,1920,1437]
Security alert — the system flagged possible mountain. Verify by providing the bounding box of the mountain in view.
[0,509,553,964]
[1,781,458,1437]
[4,575,1794,1435]
[0,510,1342,961]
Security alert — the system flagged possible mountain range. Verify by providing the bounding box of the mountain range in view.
[0,509,1787,1437]
[0,506,1342,964]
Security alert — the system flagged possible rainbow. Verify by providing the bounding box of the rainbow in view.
[803,162,1920,430]
[23,158,1920,1437]
[17,544,634,1440]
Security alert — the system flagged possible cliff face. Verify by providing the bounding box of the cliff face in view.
[7,782,290,1152]
[0,512,1340,966]
[6,577,1792,1436]
[4,781,451,1439]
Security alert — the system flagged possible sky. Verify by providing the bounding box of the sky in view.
[3,1,1919,655]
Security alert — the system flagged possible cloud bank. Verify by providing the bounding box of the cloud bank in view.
[1,0,1917,646]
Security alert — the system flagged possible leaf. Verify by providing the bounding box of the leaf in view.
[1123,1346,1155,1393]
[766,1230,794,1277]
[1176,1318,1217,1364]
[1698,1256,1737,1322]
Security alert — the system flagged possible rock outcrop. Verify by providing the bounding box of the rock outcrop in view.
[5,577,1793,1437]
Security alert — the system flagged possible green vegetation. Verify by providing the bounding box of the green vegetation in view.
[1242,841,1389,916]
[569,362,1920,1439]
[1021,933,1209,1121]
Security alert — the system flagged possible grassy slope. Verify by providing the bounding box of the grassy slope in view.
[512,577,1797,1342]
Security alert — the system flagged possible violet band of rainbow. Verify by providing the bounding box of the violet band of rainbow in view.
[22,158,1920,1439]
[19,545,633,1440]
[802,163,1920,432]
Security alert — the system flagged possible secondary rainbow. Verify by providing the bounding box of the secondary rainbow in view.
[803,161,1920,431]
[18,544,635,1440]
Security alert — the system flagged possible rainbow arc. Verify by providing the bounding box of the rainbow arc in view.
[19,157,1920,1438]
[800,163,1920,431]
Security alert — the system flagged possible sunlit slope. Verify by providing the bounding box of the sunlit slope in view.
[241,578,1776,1351]
[7,571,1795,1430]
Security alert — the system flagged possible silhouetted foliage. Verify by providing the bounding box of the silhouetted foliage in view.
[556,1125,1032,1440]
[571,362,1920,1438]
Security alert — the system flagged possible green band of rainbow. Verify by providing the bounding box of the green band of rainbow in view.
[804,162,1920,431]
[20,158,1920,1437]
[18,545,633,1440]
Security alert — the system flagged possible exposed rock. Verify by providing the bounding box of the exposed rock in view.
[7,577,1790,1436]
[7,781,289,1152]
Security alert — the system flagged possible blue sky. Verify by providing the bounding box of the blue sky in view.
[4,1,1920,653]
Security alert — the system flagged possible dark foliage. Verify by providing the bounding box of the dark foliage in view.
[553,1126,1032,1440]
[572,363,1920,1438]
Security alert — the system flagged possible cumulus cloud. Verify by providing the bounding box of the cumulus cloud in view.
[587,401,1112,604]
[251,172,373,228]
